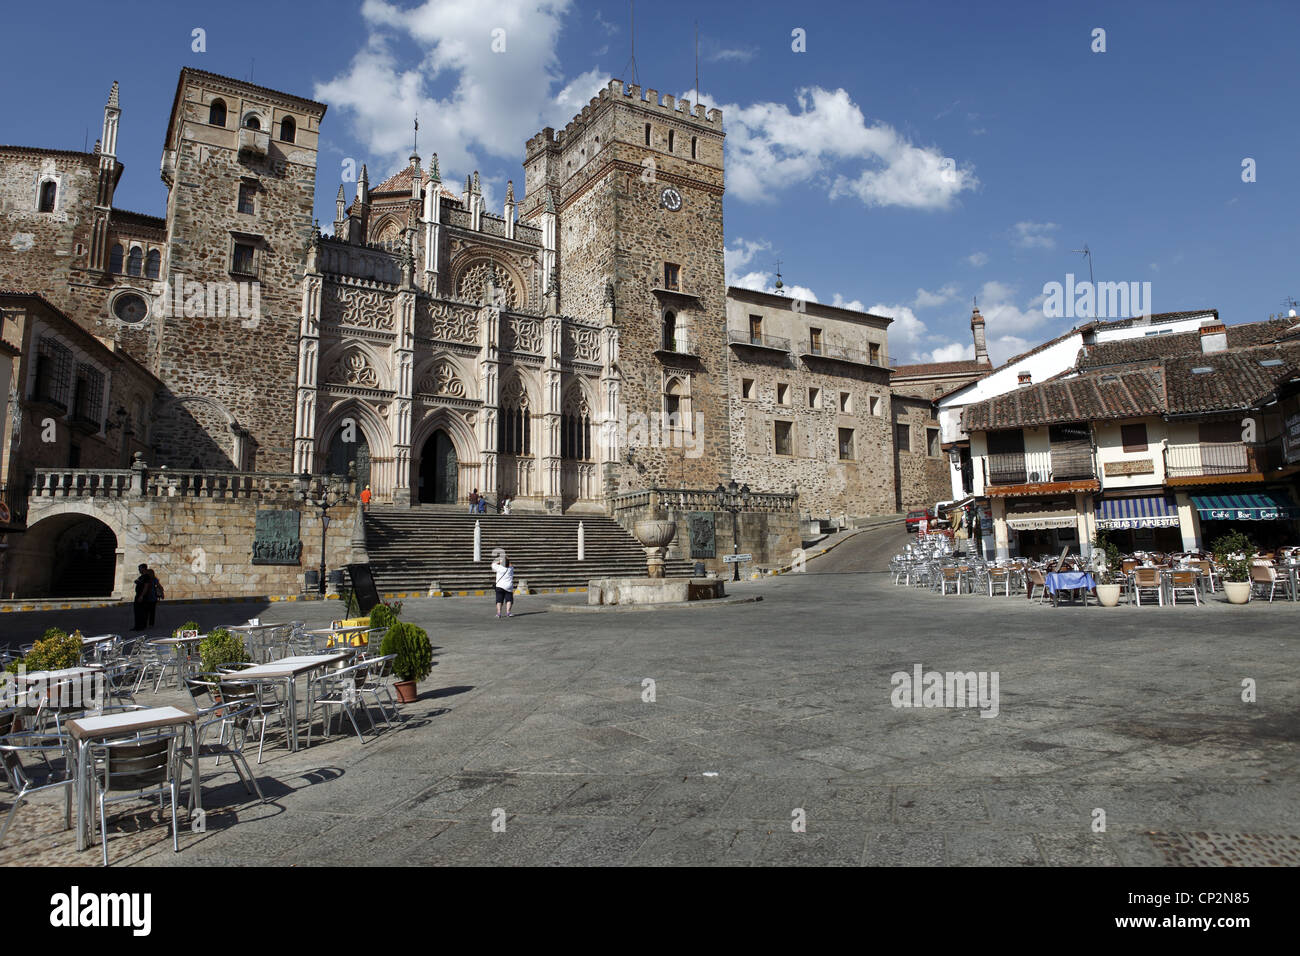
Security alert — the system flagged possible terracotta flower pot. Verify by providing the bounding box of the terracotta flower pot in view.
[1224,581,1251,605]
[394,679,418,703]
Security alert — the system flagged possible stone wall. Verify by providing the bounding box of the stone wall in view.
[12,476,361,600]
[0,149,98,306]
[893,394,949,510]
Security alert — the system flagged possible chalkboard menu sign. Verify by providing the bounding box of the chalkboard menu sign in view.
[347,564,381,616]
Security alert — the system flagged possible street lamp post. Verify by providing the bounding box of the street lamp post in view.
[296,471,349,598]
[714,479,751,582]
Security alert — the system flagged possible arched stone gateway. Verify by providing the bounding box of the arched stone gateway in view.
[7,510,123,599]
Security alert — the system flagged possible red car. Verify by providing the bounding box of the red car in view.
[905,510,934,532]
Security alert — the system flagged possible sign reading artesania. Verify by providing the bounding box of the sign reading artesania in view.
[50,886,151,936]
[722,553,753,563]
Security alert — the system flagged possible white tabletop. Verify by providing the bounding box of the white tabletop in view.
[221,653,350,680]
[150,634,207,645]
[81,634,118,645]
[15,666,102,683]
[229,623,279,632]
[68,705,194,740]
[308,625,372,635]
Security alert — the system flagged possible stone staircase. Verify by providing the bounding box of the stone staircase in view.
[362,507,697,594]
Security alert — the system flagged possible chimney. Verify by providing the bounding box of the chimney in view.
[1199,323,1227,354]
[971,306,990,365]
[1018,371,1032,386]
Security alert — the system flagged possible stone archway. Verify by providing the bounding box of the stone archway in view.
[418,430,458,504]
[8,512,121,598]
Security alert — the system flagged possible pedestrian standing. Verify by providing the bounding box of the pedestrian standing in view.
[360,484,372,512]
[132,563,163,631]
[468,488,480,514]
[501,493,512,516]
[492,555,515,618]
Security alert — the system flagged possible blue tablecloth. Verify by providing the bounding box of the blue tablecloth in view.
[1046,571,1096,593]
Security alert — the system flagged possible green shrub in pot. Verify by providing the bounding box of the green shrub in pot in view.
[1210,532,1255,583]
[380,622,433,684]
[199,628,250,675]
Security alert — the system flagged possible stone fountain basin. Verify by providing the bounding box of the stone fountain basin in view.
[588,577,725,606]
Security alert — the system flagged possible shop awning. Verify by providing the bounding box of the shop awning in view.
[1096,494,1180,530]
[1006,509,1078,530]
[1191,491,1300,521]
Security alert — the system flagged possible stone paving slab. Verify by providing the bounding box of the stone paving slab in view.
[2,524,1298,866]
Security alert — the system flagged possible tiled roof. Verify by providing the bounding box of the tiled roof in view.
[1163,343,1300,415]
[962,340,1300,431]
[962,366,1165,431]
[891,359,987,376]
[372,166,461,200]
[1076,316,1295,370]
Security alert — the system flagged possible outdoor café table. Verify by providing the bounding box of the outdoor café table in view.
[1159,567,1202,604]
[219,653,350,752]
[308,625,373,649]
[149,634,207,688]
[66,705,199,853]
[12,666,105,707]
[1045,571,1096,607]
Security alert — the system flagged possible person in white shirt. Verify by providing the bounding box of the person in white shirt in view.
[492,556,515,618]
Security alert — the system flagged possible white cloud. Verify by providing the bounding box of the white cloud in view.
[708,86,976,209]
[316,0,575,191]
[551,68,612,122]
[709,46,757,63]
[831,293,867,312]
[868,303,930,362]
[913,284,959,308]
[967,251,989,267]
[724,238,771,283]
[1011,221,1059,250]
[925,342,975,363]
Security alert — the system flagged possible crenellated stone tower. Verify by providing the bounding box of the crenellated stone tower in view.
[522,79,733,496]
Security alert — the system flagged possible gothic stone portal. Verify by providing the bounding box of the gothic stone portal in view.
[419,430,458,504]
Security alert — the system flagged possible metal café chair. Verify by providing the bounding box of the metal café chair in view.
[1249,562,1281,602]
[1133,567,1163,606]
[180,700,266,808]
[0,722,75,848]
[307,661,374,747]
[90,730,184,867]
[1168,569,1200,606]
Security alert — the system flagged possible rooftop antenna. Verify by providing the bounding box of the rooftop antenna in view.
[695,21,700,101]
[625,1,639,86]
[1284,296,1298,318]
[249,58,255,83]
[1072,243,1094,320]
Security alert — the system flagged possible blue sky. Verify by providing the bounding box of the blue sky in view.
[4,0,1299,363]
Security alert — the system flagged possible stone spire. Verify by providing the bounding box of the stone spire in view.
[429,152,440,182]
[335,183,346,221]
[505,180,515,205]
[106,80,119,110]
[472,170,480,194]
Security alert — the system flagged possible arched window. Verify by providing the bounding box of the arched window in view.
[108,244,124,274]
[279,115,296,143]
[38,181,56,212]
[664,377,683,425]
[497,381,531,456]
[145,249,161,279]
[561,391,592,461]
[208,99,227,127]
[662,311,677,352]
[243,113,261,130]
[126,247,142,277]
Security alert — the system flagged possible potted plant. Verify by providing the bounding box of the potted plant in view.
[7,627,83,674]
[1091,534,1124,607]
[1211,532,1254,604]
[199,627,250,675]
[380,621,433,703]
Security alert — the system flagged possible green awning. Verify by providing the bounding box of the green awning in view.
[1191,492,1300,521]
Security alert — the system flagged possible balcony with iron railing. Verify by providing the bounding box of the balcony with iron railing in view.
[727,329,791,353]
[983,448,1095,486]
[1164,441,1282,479]
[800,341,888,369]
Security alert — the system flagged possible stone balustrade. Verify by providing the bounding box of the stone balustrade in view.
[30,465,348,501]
